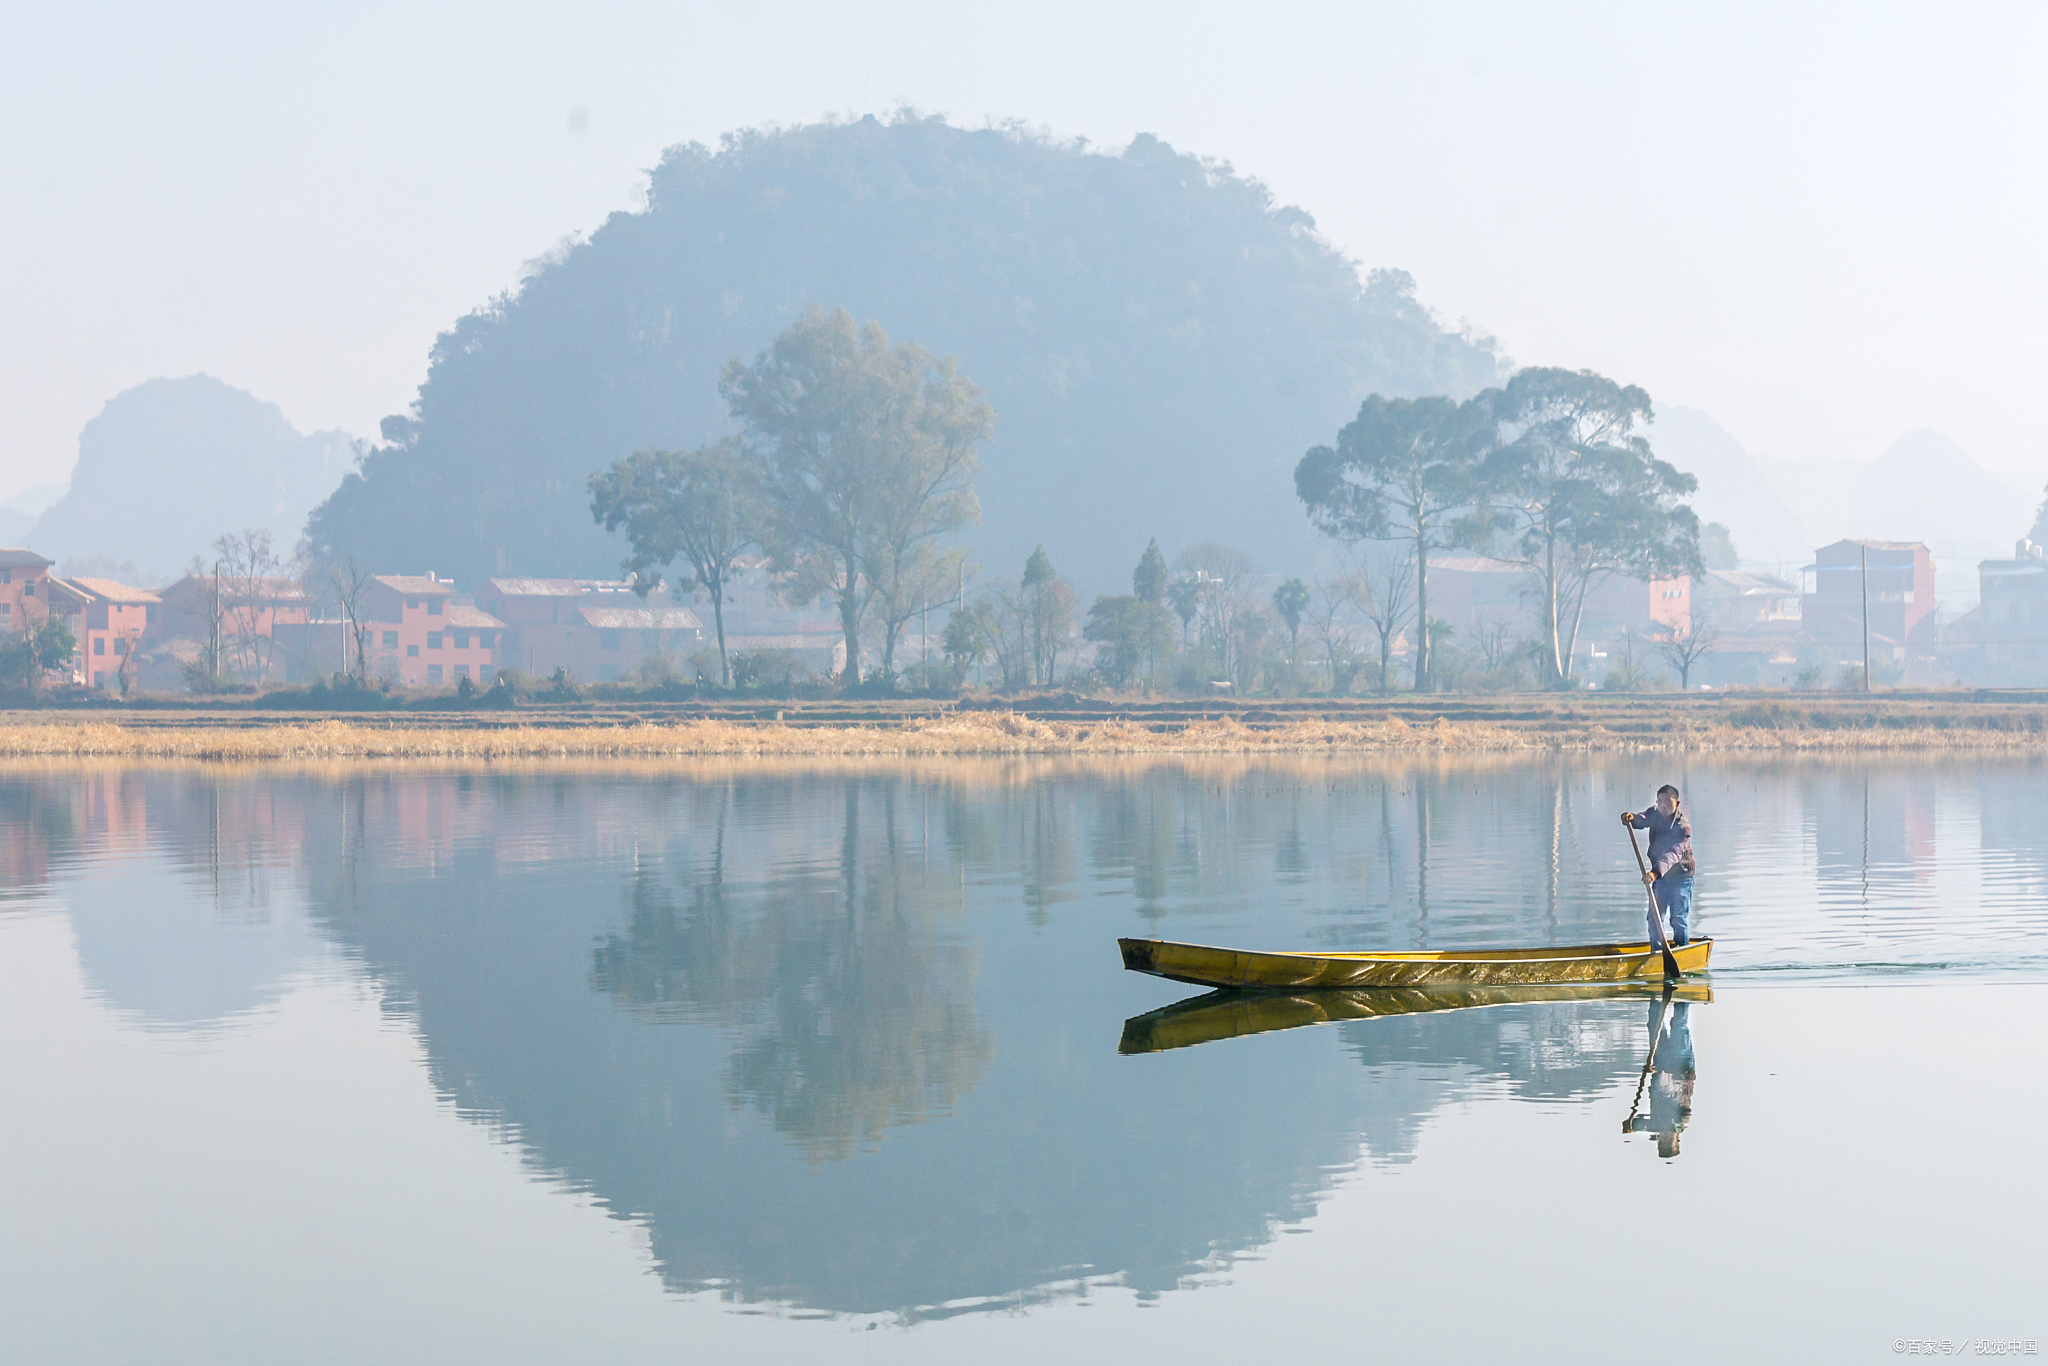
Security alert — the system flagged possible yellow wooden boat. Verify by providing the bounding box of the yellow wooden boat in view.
[1120,979,1714,1055]
[1117,935,1713,990]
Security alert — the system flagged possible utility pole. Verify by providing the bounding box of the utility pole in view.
[1860,543,1870,693]
[211,558,221,687]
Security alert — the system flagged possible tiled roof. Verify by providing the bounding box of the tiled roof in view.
[0,548,53,570]
[486,577,641,597]
[373,575,455,595]
[68,577,162,604]
[577,604,704,631]
[444,605,506,629]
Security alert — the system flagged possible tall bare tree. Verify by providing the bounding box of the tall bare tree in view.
[323,555,375,683]
[214,529,295,684]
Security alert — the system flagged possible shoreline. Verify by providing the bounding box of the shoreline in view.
[2,702,2047,760]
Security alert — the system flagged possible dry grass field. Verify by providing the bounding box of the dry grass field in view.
[2,692,2046,760]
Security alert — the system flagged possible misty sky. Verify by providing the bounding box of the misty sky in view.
[5,0,2045,500]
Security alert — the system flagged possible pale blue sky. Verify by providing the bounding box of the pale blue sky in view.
[4,0,2044,497]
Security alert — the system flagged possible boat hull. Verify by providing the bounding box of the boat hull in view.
[1117,936,1713,990]
[1120,979,1714,1054]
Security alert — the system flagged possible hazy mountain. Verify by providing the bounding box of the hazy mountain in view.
[1757,428,2036,607]
[30,376,353,578]
[0,482,66,546]
[307,114,1502,593]
[1647,406,1810,570]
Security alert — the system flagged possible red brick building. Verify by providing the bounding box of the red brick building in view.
[478,578,703,682]
[51,578,161,690]
[362,575,505,687]
[0,548,57,642]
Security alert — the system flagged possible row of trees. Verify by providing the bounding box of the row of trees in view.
[1295,368,1701,690]
[591,306,993,689]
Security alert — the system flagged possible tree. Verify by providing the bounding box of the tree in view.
[1308,573,1368,695]
[1271,577,1309,692]
[720,306,994,685]
[0,617,76,694]
[1658,610,1720,690]
[589,439,759,687]
[1173,543,1256,680]
[1166,575,1201,647]
[1084,594,1175,692]
[942,601,995,686]
[1358,546,1416,695]
[1701,522,1738,571]
[213,528,295,685]
[1476,368,1702,686]
[1133,539,1168,605]
[322,556,376,684]
[1296,394,1491,691]
[1018,546,1076,686]
[871,544,968,684]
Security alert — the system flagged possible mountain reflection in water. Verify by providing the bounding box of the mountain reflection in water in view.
[3,756,2041,1322]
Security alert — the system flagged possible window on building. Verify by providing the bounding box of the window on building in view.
[1,570,9,584]
[382,631,399,648]
[93,637,105,655]
[600,629,620,651]
[480,666,495,683]
[427,665,443,684]
[407,598,420,610]
[407,644,419,657]
[0,603,10,620]
[23,581,32,596]
[454,664,468,680]
[453,631,469,649]
[428,599,443,616]
[428,631,442,649]
[113,639,126,656]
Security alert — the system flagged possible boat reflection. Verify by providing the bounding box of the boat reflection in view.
[1121,979,1714,1055]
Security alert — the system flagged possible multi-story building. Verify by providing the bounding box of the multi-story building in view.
[149,573,314,683]
[478,578,703,682]
[1426,556,1690,677]
[1967,539,2048,685]
[48,578,162,690]
[0,548,57,641]
[361,574,505,687]
[1800,539,1938,672]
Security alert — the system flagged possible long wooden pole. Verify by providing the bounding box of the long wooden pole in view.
[1627,820,1684,979]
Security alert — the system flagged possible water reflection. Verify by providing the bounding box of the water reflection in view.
[1121,980,1714,1054]
[1,755,2043,1320]
[1624,994,1699,1159]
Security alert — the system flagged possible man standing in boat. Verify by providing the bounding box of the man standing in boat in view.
[1622,785,1695,947]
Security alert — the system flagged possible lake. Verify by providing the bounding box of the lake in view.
[2,755,2043,1363]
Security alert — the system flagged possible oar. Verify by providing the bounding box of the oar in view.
[1627,821,1684,980]
[1623,986,1678,1135]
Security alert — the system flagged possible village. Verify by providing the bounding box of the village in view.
[4,531,2045,698]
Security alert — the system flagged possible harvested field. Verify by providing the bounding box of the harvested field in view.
[3,692,2048,759]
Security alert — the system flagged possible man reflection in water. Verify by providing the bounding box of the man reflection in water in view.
[1626,999,1696,1157]
[1622,784,1696,947]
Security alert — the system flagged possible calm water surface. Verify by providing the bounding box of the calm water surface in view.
[1,755,2043,1363]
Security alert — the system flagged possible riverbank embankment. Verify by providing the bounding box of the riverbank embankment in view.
[3,692,2047,758]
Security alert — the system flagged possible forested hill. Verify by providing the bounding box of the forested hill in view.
[307,114,1502,591]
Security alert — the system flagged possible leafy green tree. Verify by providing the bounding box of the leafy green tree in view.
[1701,522,1738,571]
[719,307,993,685]
[942,601,995,685]
[1166,575,1201,646]
[1475,368,1701,686]
[1084,594,1176,692]
[1133,539,1168,605]
[589,438,759,686]
[1019,546,1076,685]
[1271,577,1309,690]
[1296,394,1491,691]
[0,618,77,694]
